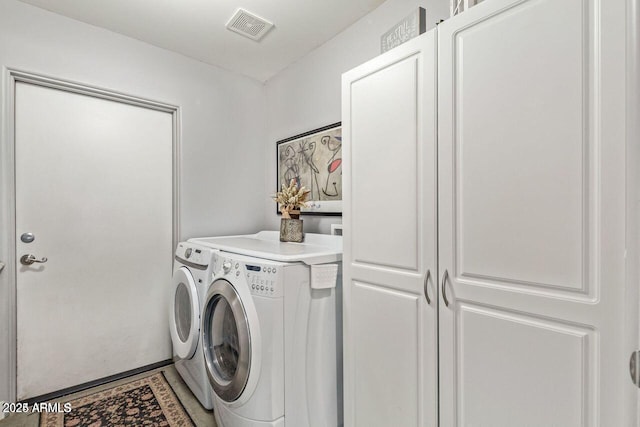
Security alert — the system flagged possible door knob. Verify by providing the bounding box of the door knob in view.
[20,254,48,266]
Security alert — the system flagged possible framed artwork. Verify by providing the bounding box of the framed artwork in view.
[276,122,342,215]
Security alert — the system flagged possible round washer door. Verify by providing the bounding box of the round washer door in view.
[169,266,200,360]
[202,279,252,402]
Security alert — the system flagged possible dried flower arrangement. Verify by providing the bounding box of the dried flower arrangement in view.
[273,179,310,219]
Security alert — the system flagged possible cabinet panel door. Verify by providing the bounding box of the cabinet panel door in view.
[342,31,438,427]
[438,0,629,425]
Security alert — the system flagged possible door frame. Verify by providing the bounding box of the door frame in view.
[1,68,181,402]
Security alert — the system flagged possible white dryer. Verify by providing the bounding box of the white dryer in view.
[191,231,342,427]
[170,241,215,410]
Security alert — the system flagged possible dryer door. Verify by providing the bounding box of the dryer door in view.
[170,266,200,360]
[202,279,251,402]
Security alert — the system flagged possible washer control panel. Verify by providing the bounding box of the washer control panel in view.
[211,254,283,298]
[245,263,281,297]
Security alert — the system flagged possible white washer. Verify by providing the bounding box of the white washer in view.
[170,241,216,410]
[191,231,343,427]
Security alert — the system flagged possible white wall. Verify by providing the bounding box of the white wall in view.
[0,0,266,401]
[264,0,449,234]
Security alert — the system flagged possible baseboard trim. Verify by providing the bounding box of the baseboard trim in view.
[20,359,172,405]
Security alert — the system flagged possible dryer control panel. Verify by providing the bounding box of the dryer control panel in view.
[175,242,212,268]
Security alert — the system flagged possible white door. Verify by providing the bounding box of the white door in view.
[342,32,438,426]
[438,0,631,425]
[15,81,174,400]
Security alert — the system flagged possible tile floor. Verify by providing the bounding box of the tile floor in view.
[0,365,217,427]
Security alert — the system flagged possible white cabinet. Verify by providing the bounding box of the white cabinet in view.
[342,30,438,427]
[342,0,633,426]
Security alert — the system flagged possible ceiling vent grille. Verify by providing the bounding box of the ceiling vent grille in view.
[226,8,274,41]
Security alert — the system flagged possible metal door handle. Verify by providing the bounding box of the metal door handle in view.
[441,269,450,307]
[424,269,432,305]
[20,254,48,266]
[0,262,4,273]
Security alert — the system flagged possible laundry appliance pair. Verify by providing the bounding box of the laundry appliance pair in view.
[169,231,343,426]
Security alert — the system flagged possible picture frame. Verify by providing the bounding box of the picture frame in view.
[276,122,342,216]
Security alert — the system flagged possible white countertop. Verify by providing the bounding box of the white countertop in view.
[188,231,342,265]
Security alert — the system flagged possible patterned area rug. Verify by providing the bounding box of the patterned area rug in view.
[39,372,194,427]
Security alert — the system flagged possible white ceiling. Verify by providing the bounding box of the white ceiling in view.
[17,0,386,82]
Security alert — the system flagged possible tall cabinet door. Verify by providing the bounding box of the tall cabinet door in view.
[438,0,629,426]
[342,32,438,427]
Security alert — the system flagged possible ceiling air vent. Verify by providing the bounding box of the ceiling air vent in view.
[226,8,274,41]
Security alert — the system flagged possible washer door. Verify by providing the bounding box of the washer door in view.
[169,266,200,360]
[202,279,251,402]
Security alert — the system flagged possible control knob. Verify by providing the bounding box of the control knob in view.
[222,260,232,274]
